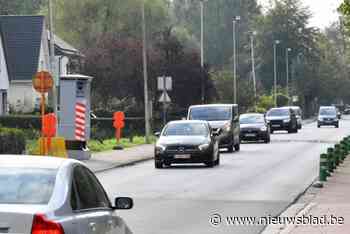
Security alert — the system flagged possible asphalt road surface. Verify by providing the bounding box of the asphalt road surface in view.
[97,116,350,234]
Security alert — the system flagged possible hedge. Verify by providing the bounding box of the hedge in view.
[0,127,26,154]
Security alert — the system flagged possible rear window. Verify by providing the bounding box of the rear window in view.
[0,168,56,204]
[189,106,232,121]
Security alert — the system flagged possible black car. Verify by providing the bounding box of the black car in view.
[154,120,220,168]
[265,107,298,134]
[318,106,339,128]
[239,113,270,143]
[187,104,240,152]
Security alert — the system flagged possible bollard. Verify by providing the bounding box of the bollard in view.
[320,153,329,181]
[334,144,341,166]
[326,148,334,173]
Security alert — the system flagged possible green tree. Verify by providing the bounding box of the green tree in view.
[0,0,45,15]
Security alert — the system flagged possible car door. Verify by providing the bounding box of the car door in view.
[71,165,113,234]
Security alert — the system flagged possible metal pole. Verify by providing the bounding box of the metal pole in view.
[163,77,166,126]
[286,48,290,101]
[48,0,57,119]
[200,0,205,104]
[250,34,257,111]
[273,42,277,107]
[233,20,237,104]
[142,1,151,143]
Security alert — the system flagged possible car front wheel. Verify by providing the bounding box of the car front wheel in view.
[155,161,163,169]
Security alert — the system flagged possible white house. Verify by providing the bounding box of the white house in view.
[0,30,9,116]
[0,15,82,114]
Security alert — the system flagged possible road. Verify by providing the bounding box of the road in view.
[97,116,350,234]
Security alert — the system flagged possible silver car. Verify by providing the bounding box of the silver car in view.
[0,155,133,234]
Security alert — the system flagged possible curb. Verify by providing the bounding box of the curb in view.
[90,156,154,173]
[261,177,318,234]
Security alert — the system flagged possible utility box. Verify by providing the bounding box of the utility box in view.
[58,74,93,160]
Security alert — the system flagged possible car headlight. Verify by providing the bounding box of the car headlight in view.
[198,143,210,151]
[318,117,323,121]
[266,120,270,123]
[155,144,166,154]
[224,122,231,131]
[260,126,267,131]
[283,118,290,123]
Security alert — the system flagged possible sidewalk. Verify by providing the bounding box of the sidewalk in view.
[265,157,350,234]
[288,157,350,233]
[84,144,154,173]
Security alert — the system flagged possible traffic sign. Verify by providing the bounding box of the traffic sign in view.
[158,92,171,103]
[113,111,125,129]
[33,71,54,93]
[157,76,172,91]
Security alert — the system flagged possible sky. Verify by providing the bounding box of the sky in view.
[258,0,343,29]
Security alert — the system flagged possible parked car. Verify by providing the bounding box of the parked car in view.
[318,106,339,128]
[266,107,298,134]
[284,106,303,129]
[154,120,220,168]
[239,113,270,143]
[0,156,133,234]
[344,107,350,115]
[187,104,240,152]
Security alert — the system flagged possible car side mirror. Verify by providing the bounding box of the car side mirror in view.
[114,197,133,210]
[154,132,161,137]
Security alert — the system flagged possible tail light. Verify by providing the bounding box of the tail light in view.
[31,214,64,234]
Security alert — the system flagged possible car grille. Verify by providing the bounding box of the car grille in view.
[241,128,259,134]
[323,118,334,121]
[270,120,283,125]
[166,145,198,153]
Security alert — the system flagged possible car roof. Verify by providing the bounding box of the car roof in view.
[189,104,237,108]
[284,106,301,109]
[168,120,209,124]
[320,106,335,108]
[269,107,290,110]
[240,113,263,116]
[0,155,80,169]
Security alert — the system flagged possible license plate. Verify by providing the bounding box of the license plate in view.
[272,124,280,127]
[174,154,191,159]
[245,133,256,137]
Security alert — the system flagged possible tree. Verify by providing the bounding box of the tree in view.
[0,0,45,15]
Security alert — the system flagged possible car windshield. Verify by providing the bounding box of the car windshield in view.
[267,109,289,117]
[0,168,56,204]
[319,108,336,116]
[163,123,208,136]
[189,107,231,121]
[240,115,265,124]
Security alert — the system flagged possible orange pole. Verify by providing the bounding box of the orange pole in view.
[41,93,46,155]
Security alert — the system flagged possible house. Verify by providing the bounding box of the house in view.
[0,15,82,114]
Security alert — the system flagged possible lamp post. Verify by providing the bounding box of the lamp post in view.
[250,31,257,111]
[286,48,292,102]
[233,16,240,104]
[273,40,281,107]
[48,0,57,120]
[142,0,151,143]
[200,0,205,103]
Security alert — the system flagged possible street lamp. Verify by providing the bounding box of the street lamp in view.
[250,31,257,111]
[286,48,292,102]
[233,15,240,104]
[273,40,281,107]
[199,0,206,104]
[142,0,151,143]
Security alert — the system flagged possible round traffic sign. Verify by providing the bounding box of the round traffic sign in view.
[33,71,54,93]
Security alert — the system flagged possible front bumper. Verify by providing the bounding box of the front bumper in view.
[240,130,268,141]
[155,148,213,164]
[269,121,291,131]
[318,120,338,126]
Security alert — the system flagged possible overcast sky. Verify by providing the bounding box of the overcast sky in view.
[258,0,343,29]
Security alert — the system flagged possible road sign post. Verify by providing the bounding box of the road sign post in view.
[33,71,54,155]
[113,111,125,150]
[158,76,172,126]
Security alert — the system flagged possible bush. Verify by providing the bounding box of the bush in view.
[0,127,26,154]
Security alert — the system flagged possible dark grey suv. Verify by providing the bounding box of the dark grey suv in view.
[266,107,298,134]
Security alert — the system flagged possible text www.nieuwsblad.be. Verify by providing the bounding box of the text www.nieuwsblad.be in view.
[209,213,345,227]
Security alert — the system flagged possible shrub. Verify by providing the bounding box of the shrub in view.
[0,127,26,154]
